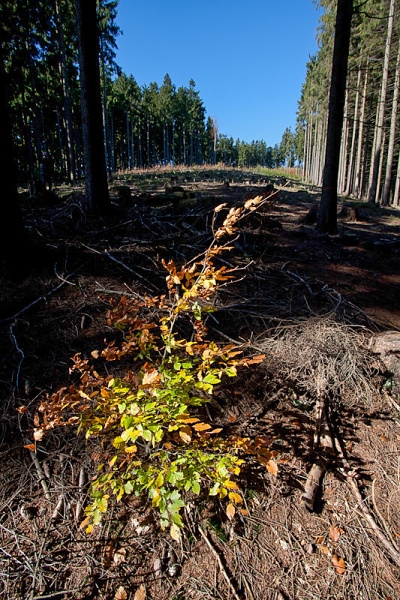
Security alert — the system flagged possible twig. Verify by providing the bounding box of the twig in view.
[32,589,82,599]
[347,476,400,567]
[371,478,398,548]
[104,250,157,292]
[198,526,242,600]
[9,322,24,390]
[51,495,64,520]
[75,466,86,522]
[94,281,145,301]
[29,450,51,501]
[0,264,85,323]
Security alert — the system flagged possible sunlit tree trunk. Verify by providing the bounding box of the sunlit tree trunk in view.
[354,65,368,197]
[317,0,353,235]
[382,38,400,206]
[368,0,395,204]
[345,68,362,196]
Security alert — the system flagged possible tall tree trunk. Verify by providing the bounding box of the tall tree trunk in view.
[367,0,395,204]
[317,0,353,235]
[382,38,400,206]
[346,66,362,196]
[0,54,28,275]
[338,90,349,193]
[393,151,400,206]
[75,0,111,214]
[354,65,369,197]
[55,0,75,184]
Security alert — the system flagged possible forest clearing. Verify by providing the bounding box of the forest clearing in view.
[2,0,400,598]
[1,166,400,600]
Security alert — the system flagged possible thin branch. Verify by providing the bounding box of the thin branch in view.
[198,526,242,600]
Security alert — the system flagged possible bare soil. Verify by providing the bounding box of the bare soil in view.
[1,166,400,600]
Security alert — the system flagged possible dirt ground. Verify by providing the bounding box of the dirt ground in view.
[1,166,400,600]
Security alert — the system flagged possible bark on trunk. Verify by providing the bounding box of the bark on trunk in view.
[76,0,111,214]
[317,0,353,235]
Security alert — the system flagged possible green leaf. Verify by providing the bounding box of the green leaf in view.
[192,480,201,495]
[124,480,134,494]
[202,373,221,384]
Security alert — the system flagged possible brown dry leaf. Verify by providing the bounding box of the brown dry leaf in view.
[316,536,325,545]
[113,547,126,565]
[226,502,236,520]
[240,508,249,516]
[24,443,36,452]
[266,459,278,476]
[114,586,128,600]
[142,369,161,386]
[104,541,114,567]
[33,429,44,441]
[179,426,192,443]
[257,447,272,459]
[332,554,346,575]
[133,584,146,600]
[33,413,40,427]
[193,422,211,431]
[329,525,344,542]
[91,350,100,359]
[16,405,28,414]
[318,545,330,556]
[176,415,200,424]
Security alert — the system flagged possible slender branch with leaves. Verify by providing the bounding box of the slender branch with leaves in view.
[33,197,270,540]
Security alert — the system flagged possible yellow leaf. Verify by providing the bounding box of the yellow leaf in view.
[266,460,278,476]
[125,445,137,454]
[170,523,181,541]
[228,492,243,504]
[114,585,128,600]
[133,585,146,600]
[226,502,235,520]
[329,525,344,542]
[215,203,227,212]
[332,554,346,575]
[224,480,239,490]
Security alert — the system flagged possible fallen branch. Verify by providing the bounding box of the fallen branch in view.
[29,450,51,501]
[0,264,85,324]
[198,526,242,600]
[104,250,157,292]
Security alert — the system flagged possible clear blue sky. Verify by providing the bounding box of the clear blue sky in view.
[114,1,322,147]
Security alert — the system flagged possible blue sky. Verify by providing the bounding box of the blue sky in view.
[114,1,322,147]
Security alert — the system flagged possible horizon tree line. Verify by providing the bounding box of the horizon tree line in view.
[0,0,295,193]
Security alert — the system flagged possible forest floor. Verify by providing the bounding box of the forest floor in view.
[1,165,400,600]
